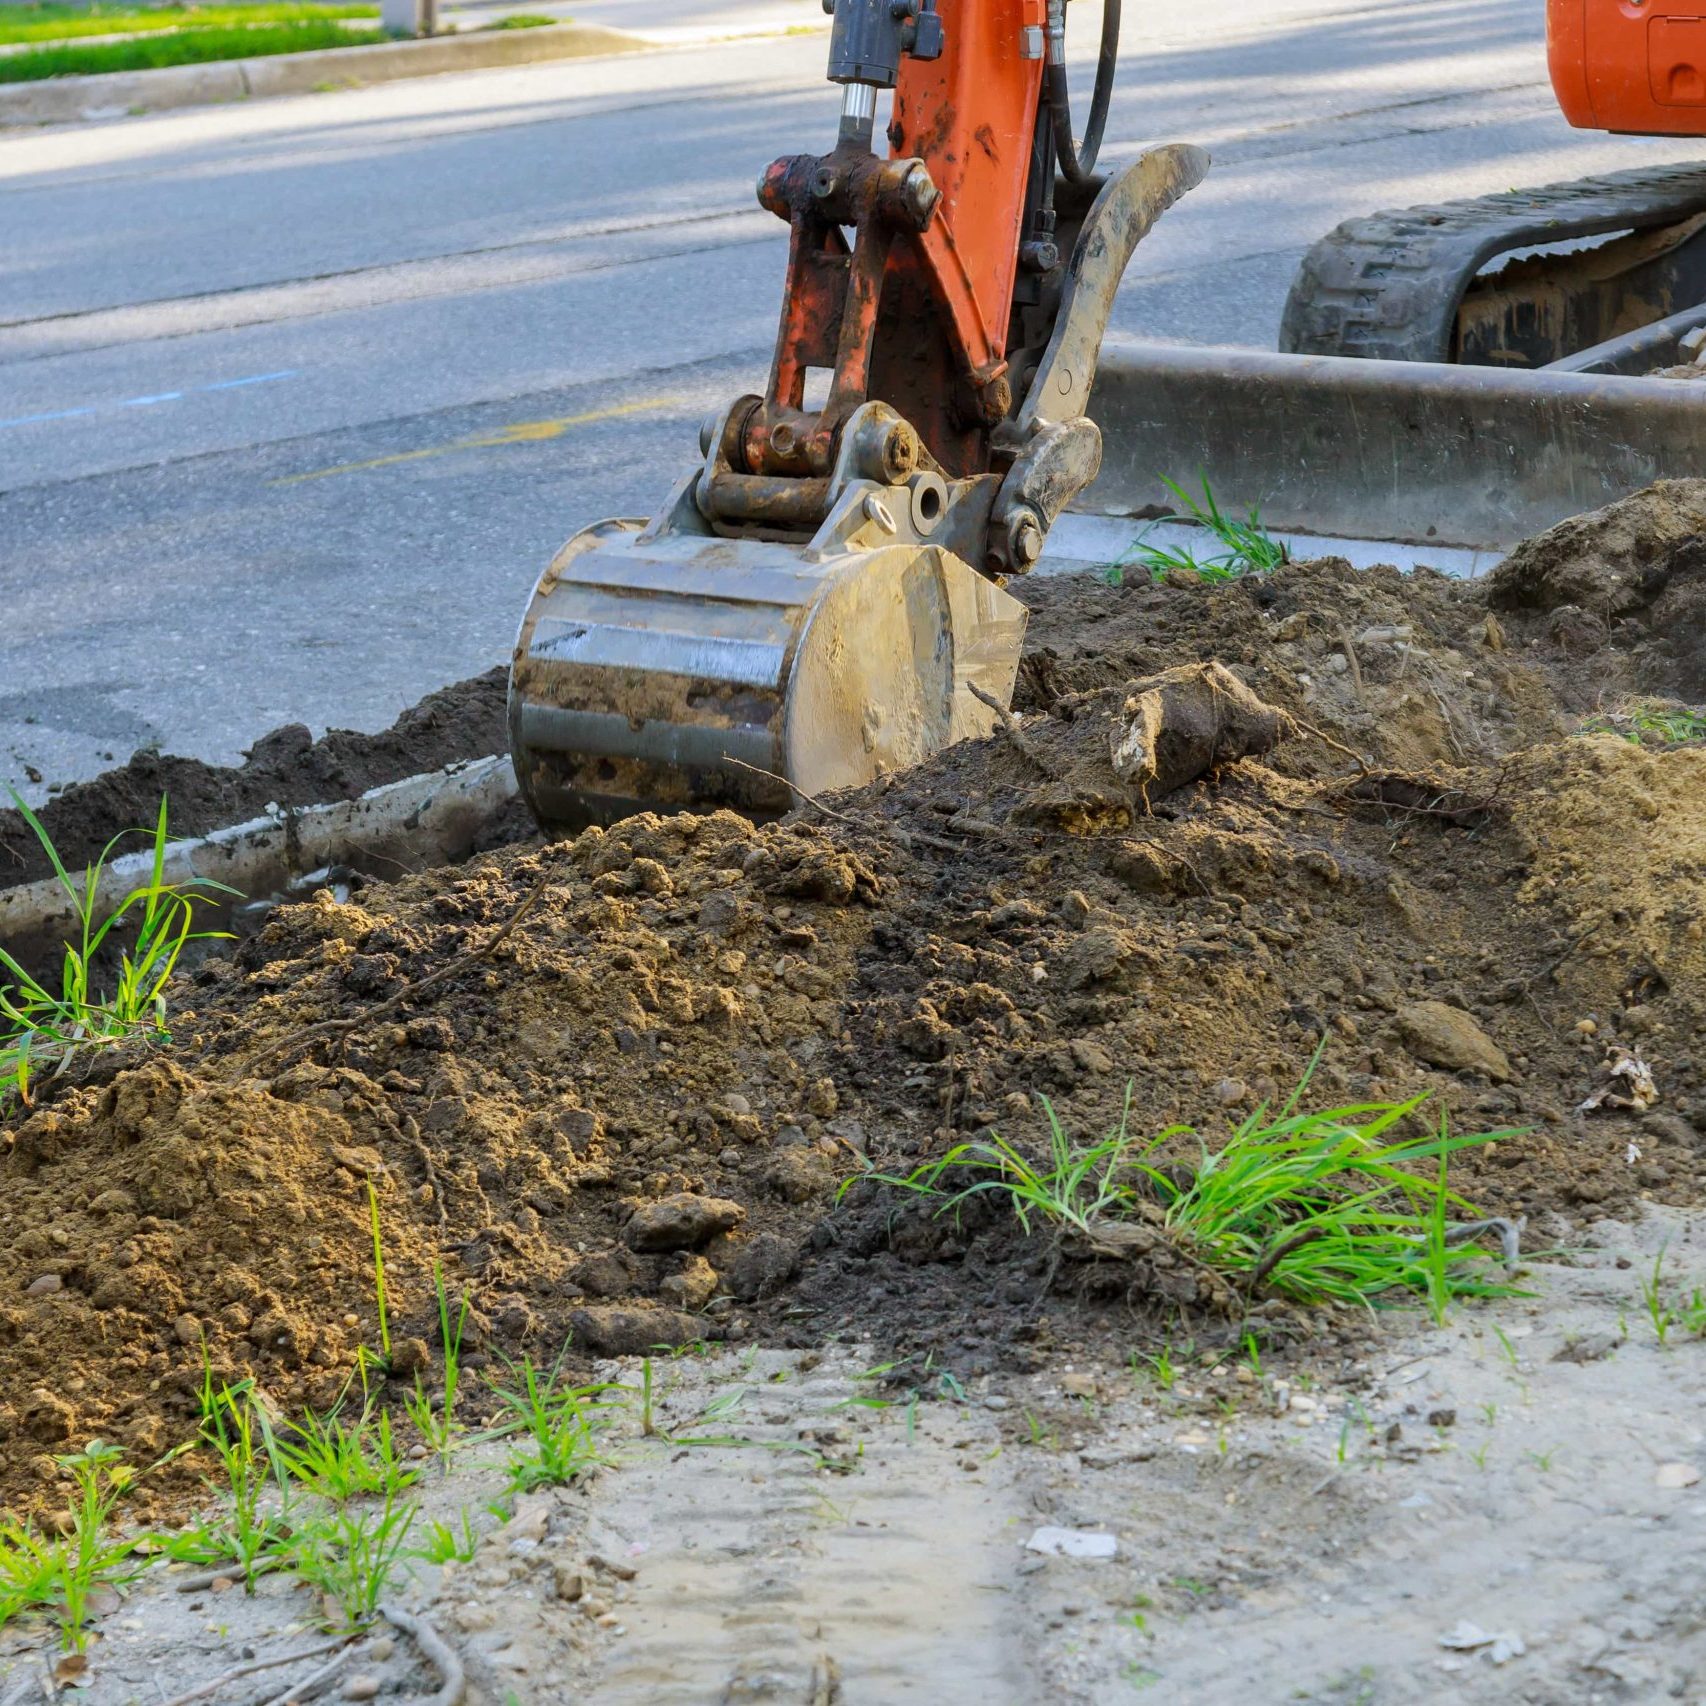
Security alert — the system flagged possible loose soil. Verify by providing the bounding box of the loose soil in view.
[9,482,1706,1526]
[0,668,513,890]
[31,1221,1706,1706]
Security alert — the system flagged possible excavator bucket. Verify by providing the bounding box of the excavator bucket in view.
[509,514,1027,829]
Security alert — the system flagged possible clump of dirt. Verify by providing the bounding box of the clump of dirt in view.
[8,494,1706,1516]
[1015,554,1559,776]
[0,669,513,889]
[1486,478,1706,705]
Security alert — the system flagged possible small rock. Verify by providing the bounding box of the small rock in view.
[659,1255,718,1312]
[553,1564,585,1602]
[172,1314,200,1347]
[509,1495,552,1543]
[1395,1001,1513,1081]
[386,1338,431,1380]
[25,1274,62,1297]
[330,1143,385,1179]
[368,1638,395,1663]
[762,1147,831,1204]
[623,1193,745,1253]
[1655,1462,1701,1489]
[404,1015,455,1052]
[1439,1620,1525,1664]
[341,1676,380,1701]
[23,1390,76,1443]
[824,1117,868,1155]
[1553,1332,1618,1364]
[567,1305,705,1356]
[571,1251,636,1299]
[1069,1039,1115,1075]
[1622,1004,1656,1036]
[724,1233,798,1302]
[698,891,749,934]
[1641,1110,1695,1148]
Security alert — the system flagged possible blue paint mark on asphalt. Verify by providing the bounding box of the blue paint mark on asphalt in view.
[0,369,297,432]
[0,404,97,429]
[201,370,296,392]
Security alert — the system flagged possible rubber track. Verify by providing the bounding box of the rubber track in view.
[1279,162,1706,363]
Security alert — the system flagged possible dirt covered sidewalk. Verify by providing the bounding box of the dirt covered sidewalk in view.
[8,483,1706,1528]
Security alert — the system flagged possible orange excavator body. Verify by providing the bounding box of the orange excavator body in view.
[1550,0,1706,134]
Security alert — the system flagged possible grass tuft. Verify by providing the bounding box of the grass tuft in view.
[488,1350,621,1492]
[0,1442,145,1653]
[846,1059,1524,1313]
[275,1401,419,1504]
[1582,697,1706,748]
[1107,475,1289,588]
[402,1262,472,1468]
[1,792,233,1112]
[178,1372,292,1590]
[288,1490,416,1632]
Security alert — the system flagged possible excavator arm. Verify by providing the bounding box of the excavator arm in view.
[508,0,1205,829]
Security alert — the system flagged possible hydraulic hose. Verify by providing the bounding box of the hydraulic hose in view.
[1047,0,1120,186]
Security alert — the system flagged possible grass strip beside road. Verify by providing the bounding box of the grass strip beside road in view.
[0,15,384,78]
[0,1,376,46]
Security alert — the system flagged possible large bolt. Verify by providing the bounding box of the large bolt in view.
[881,421,919,481]
[899,161,940,226]
[1010,513,1044,569]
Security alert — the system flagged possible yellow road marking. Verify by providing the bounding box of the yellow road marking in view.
[271,397,675,486]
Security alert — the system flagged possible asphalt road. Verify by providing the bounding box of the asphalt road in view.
[2,0,1701,796]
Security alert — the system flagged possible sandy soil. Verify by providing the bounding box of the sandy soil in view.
[7,1206,1703,1703]
[9,483,1706,1699]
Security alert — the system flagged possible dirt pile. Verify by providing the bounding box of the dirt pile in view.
[0,669,513,889]
[7,490,1706,1515]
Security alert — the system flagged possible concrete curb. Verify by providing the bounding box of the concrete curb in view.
[0,21,650,125]
[0,755,517,968]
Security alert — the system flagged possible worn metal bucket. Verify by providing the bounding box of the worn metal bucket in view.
[509,519,1027,829]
